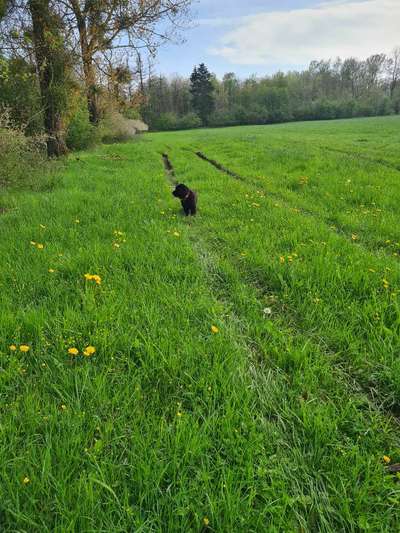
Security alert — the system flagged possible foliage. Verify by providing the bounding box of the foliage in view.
[0,109,48,187]
[141,53,400,130]
[66,105,98,151]
[190,63,216,125]
[98,110,138,143]
[0,55,42,134]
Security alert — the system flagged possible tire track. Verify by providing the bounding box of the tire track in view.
[193,149,399,260]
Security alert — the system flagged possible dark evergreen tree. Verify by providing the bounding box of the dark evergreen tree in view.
[190,63,215,125]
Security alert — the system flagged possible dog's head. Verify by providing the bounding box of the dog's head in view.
[172,183,190,199]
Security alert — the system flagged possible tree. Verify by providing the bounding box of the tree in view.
[386,47,400,99]
[190,63,215,125]
[59,0,192,124]
[28,0,69,156]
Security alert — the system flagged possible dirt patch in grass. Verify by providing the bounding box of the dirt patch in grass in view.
[162,153,177,185]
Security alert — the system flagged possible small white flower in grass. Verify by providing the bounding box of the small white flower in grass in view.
[263,307,272,317]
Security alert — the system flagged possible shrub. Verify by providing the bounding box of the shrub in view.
[176,113,202,130]
[0,110,48,188]
[66,106,98,151]
[98,111,138,143]
[151,112,179,131]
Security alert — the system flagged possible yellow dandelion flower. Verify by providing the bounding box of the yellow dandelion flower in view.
[383,455,391,464]
[211,325,219,334]
[48,268,55,273]
[23,477,30,485]
[84,273,92,280]
[92,275,101,285]
[19,345,30,353]
[176,411,183,417]
[279,256,285,264]
[36,243,44,250]
[9,345,17,351]
[173,231,180,237]
[113,243,120,248]
[203,517,210,526]
[68,347,79,356]
[75,219,80,224]
[351,234,358,241]
[83,346,96,357]
[61,404,67,411]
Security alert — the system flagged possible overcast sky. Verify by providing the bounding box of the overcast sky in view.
[156,0,399,78]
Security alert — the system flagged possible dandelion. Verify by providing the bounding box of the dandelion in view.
[173,231,180,237]
[36,243,44,250]
[48,268,55,273]
[279,256,285,264]
[263,307,272,316]
[83,346,96,357]
[351,234,358,241]
[23,477,30,485]
[176,411,183,417]
[60,404,67,411]
[211,325,219,334]
[113,243,120,248]
[19,345,30,353]
[9,345,17,351]
[75,219,80,224]
[68,347,79,356]
[84,274,101,285]
[383,455,391,464]
[203,517,210,526]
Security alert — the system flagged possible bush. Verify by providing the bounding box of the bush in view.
[151,112,179,131]
[98,111,138,143]
[0,110,48,188]
[176,113,202,130]
[66,106,98,151]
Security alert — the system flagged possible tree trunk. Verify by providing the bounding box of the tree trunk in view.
[29,0,68,157]
[74,8,99,125]
[83,57,99,124]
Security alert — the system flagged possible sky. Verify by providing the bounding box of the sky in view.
[155,0,399,79]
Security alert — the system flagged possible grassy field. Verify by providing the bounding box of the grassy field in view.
[0,116,399,531]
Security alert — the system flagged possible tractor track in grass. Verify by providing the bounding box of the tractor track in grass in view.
[161,153,177,184]
[163,152,400,423]
[192,149,400,261]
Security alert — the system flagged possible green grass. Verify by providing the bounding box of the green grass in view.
[0,116,399,531]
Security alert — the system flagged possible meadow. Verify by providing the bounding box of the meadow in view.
[0,116,399,532]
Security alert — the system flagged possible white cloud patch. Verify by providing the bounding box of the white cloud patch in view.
[210,0,400,67]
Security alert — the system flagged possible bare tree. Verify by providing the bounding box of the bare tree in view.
[386,47,400,98]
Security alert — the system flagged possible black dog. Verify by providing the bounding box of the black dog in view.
[172,183,197,216]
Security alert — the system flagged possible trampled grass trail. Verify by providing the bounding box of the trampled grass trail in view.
[0,117,399,531]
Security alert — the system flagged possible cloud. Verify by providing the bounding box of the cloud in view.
[210,0,400,67]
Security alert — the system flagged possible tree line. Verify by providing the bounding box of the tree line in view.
[141,52,400,130]
[0,0,399,155]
